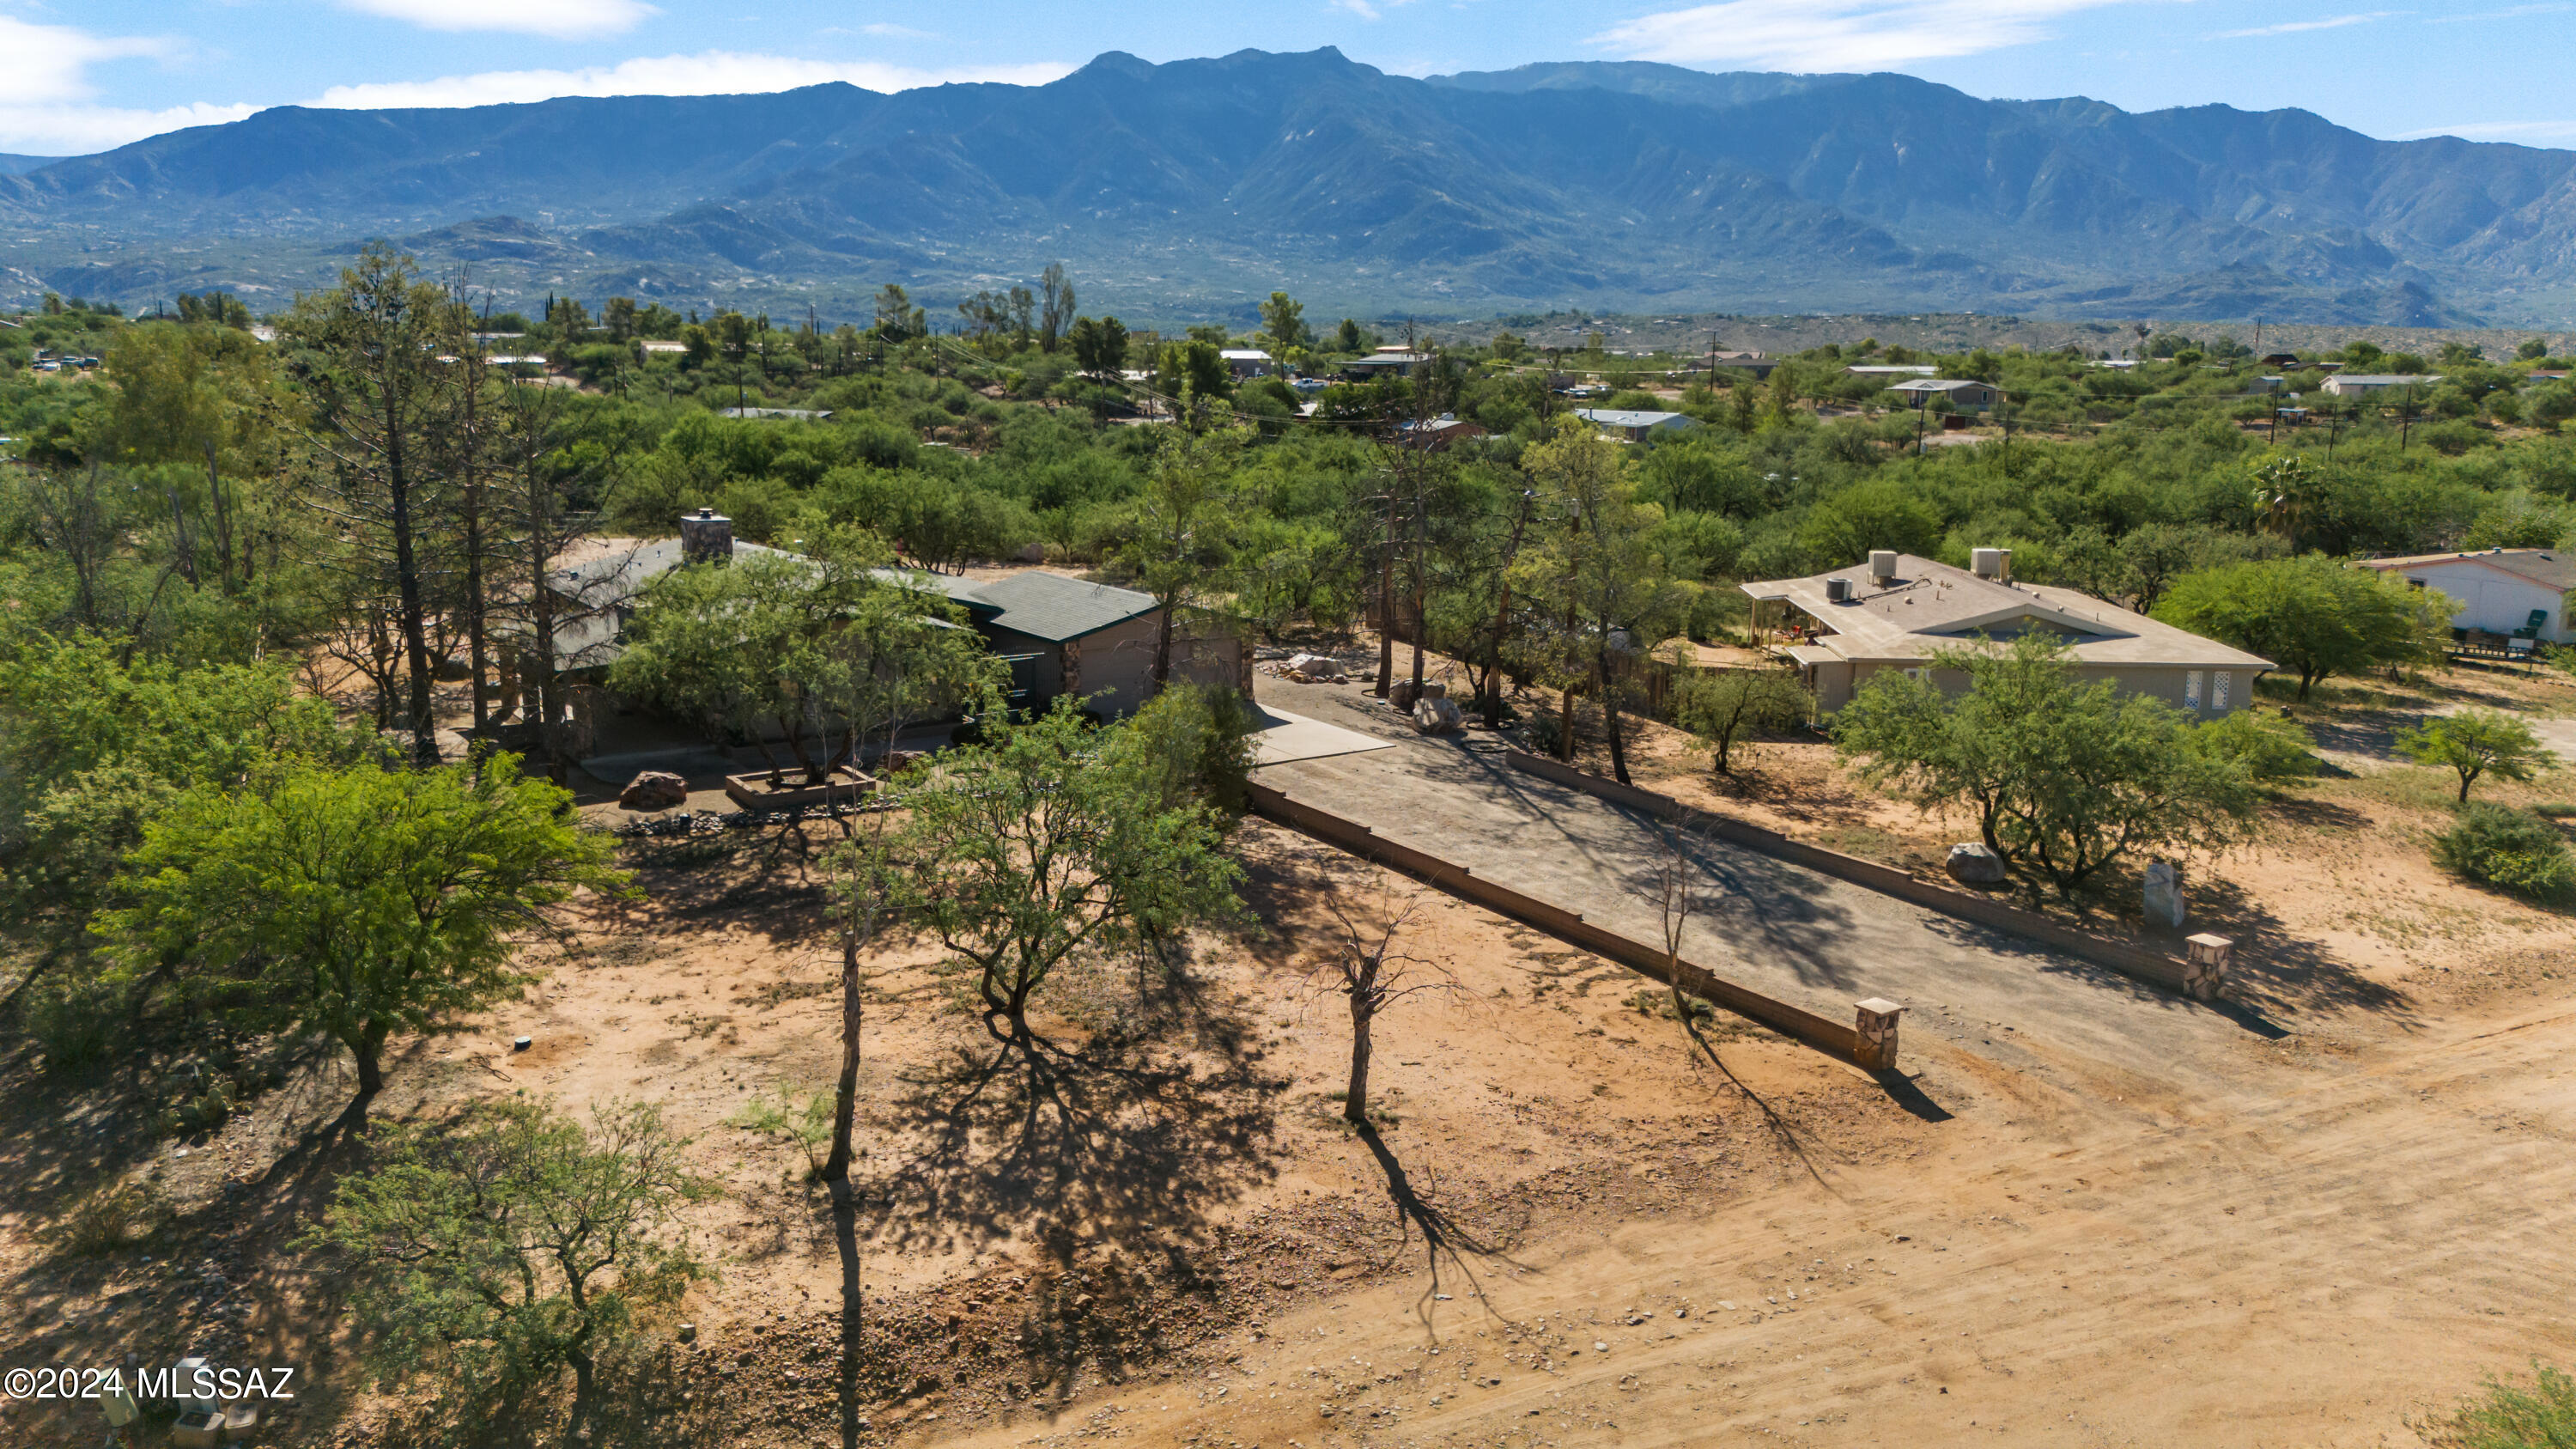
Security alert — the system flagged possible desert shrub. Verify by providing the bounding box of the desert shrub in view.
[49,1181,157,1257]
[2426,1361,2576,1448]
[729,1090,833,1177]
[24,971,122,1072]
[2432,804,2576,900]
[2187,709,2318,782]
[2537,803,2576,820]
[1625,987,1716,1024]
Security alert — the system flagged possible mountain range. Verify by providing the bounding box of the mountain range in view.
[5,47,2573,326]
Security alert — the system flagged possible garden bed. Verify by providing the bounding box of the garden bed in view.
[721,764,878,811]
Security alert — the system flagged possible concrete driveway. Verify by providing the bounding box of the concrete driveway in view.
[1251,675,2337,1098]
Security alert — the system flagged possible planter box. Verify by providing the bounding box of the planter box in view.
[723,766,878,811]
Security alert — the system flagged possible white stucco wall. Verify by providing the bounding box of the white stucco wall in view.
[2386,563,2571,642]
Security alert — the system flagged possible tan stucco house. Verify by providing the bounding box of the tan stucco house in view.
[1741,551,2275,716]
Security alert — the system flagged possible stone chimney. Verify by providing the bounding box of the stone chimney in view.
[679,507,733,565]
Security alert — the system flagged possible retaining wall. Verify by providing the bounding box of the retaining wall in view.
[1245,781,1866,1062]
[1502,750,2195,996]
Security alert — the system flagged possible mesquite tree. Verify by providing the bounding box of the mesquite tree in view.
[882,701,1243,1050]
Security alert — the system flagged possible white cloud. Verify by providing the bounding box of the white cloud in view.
[2210,11,2389,38]
[0,15,173,107]
[335,0,658,40]
[1590,0,2156,70]
[0,16,249,154]
[303,51,1074,110]
[856,23,938,39]
[0,100,258,157]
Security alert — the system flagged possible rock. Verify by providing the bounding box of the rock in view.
[1286,653,1333,676]
[1945,843,2008,886]
[1413,696,1465,735]
[2143,861,2185,928]
[619,770,690,811]
[1389,678,1422,710]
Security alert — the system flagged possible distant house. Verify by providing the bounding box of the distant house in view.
[1741,550,2272,716]
[719,406,832,420]
[2090,359,2142,370]
[1341,349,1432,380]
[2355,548,2576,645]
[538,511,1244,734]
[1886,378,2001,411]
[1218,348,1275,379]
[1688,350,1778,378]
[2247,375,2287,394]
[640,340,689,356]
[2322,373,2433,398]
[1397,414,1488,450]
[1845,364,1936,378]
[1573,407,1698,441]
[2260,353,2303,368]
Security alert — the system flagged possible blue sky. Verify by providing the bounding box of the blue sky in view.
[4,0,2569,156]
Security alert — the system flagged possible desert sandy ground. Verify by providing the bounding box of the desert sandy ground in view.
[8,651,2576,1448]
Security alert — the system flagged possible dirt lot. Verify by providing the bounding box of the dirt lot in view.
[6,648,2576,1447]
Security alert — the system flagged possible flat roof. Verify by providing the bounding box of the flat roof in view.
[1573,408,1695,428]
[1740,554,2273,670]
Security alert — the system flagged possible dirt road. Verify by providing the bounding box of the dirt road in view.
[939,975,2576,1449]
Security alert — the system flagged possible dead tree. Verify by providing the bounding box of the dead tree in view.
[1646,821,1705,1024]
[1313,889,1452,1127]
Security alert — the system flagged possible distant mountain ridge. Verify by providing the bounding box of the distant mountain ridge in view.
[3,48,2572,325]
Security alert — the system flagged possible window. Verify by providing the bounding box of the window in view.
[2185,671,2203,709]
[2215,671,2232,709]
[1905,667,1928,681]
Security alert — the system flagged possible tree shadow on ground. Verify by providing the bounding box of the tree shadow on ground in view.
[598,823,836,950]
[2190,874,2418,1025]
[1352,1123,1534,1331]
[1674,1013,1848,1191]
[849,971,1280,1380]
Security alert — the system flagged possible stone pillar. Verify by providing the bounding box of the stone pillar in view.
[2184,934,2233,1002]
[2143,861,2185,928]
[1854,997,1905,1071]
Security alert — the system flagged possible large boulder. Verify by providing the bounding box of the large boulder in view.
[1945,843,2008,886]
[619,770,691,812]
[1389,678,1422,711]
[1413,696,1466,735]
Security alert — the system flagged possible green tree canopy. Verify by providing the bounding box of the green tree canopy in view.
[2153,556,2451,698]
[2397,708,2559,802]
[303,1099,713,1440]
[1833,630,2261,896]
[607,528,1000,784]
[871,702,1245,1049]
[97,755,628,1111]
